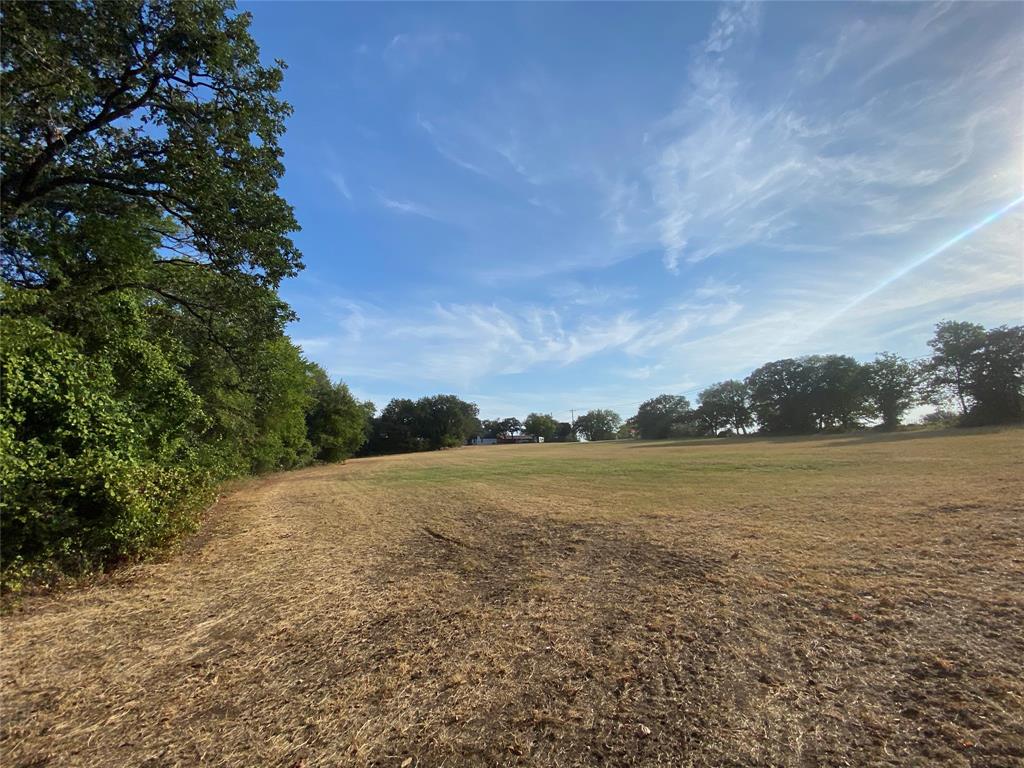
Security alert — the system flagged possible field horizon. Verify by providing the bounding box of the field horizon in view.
[3,427,1023,766]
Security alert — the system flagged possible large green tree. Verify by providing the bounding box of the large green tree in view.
[417,395,481,449]
[0,0,316,588]
[923,321,1023,425]
[552,422,576,442]
[365,399,423,455]
[523,413,558,441]
[364,395,481,454]
[2,0,300,288]
[747,356,870,434]
[806,355,870,431]
[924,321,986,414]
[305,365,372,463]
[963,325,1024,425]
[864,353,919,430]
[631,395,692,439]
[697,380,752,435]
[746,358,817,434]
[573,410,622,441]
[482,417,523,440]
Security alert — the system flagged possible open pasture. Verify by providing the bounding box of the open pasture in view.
[3,429,1023,767]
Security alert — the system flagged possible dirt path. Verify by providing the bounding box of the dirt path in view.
[3,437,1023,767]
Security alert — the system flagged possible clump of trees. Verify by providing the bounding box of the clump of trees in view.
[864,353,918,430]
[480,417,523,440]
[492,413,576,442]
[925,321,1024,425]
[631,395,691,440]
[306,370,375,463]
[573,409,622,441]
[746,354,872,434]
[0,1,371,590]
[621,320,1022,439]
[553,421,576,442]
[465,320,1022,450]
[363,395,480,454]
[523,413,559,442]
[697,381,753,435]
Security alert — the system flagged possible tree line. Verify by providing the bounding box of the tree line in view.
[353,325,1023,450]
[0,1,377,590]
[488,321,1021,443]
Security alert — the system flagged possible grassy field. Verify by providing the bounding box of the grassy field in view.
[3,428,1023,766]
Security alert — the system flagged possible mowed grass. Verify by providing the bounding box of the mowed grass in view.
[3,428,1023,767]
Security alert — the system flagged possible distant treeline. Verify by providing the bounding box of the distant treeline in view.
[356,319,1023,450]
[471,320,1024,444]
[618,321,1023,440]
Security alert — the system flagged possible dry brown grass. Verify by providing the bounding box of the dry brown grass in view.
[3,427,1023,767]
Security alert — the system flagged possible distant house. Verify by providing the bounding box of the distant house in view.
[498,435,543,444]
[470,434,544,446]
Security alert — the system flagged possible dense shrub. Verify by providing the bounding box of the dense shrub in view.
[1,312,211,588]
[0,291,372,590]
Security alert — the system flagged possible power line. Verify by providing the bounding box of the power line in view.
[560,386,706,423]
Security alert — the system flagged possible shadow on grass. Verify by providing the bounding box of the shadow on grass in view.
[623,425,1018,450]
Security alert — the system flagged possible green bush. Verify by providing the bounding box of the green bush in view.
[1,314,211,589]
[0,0,374,593]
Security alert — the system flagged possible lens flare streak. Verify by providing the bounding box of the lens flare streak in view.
[805,194,1024,340]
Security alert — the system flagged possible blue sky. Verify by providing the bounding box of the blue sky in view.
[243,1,1023,421]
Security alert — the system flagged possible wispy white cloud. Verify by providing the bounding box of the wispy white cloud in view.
[625,298,743,356]
[326,170,352,201]
[637,2,1023,273]
[619,364,664,381]
[703,1,762,55]
[495,140,532,181]
[415,113,493,178]
[855,2,960,87]
[527,196,561,215]
[694,277,742,300]
[547,281,638,307]
[382,30,464,71]
[295,285,744,389]
[374,189,440,220]
[796,3,965,87]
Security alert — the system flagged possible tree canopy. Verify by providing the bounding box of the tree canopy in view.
[364,395,480,454]
[696,380,752,435]
[924,321,987,415]
[524,413,559,441]
[2,0,301,290]
[0,0,371,591]
[746,355,872,434]
[481,417,523,440]
[632,395,692,439]
[922,320,1024,424]
[864,353,919,430]
[573,410,622,441]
